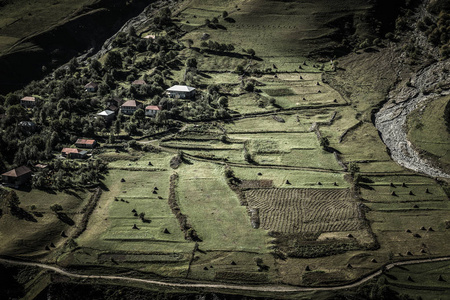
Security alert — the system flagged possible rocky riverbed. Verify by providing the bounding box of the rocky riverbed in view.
[375,59,450,178]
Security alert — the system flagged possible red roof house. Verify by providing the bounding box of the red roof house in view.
[1,166,32,187]
[20,96,36,108]
[132,79,147,86]
[120,100,142,115]
[145,105,161,117]
[61,148,87,159]
[75,139,97,149]
[85,82,98,92]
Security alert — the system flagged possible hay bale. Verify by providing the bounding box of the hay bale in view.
[45,245,50,251]
[413,204,419,208]
[153,190,157,194]
[402,182,407,187]
[317,182,322,185]
[391,191,397,196]
[371,258,377,263]
[438,275,445,281]
[305,265,311,271]
[257,172,262,176]
[333,182,338,186]
[390,182,395,187]
[231,261,237,265]
[347,234,353,238]
[204,267,208,270]
[134,212,138,217]
[428,227,434,231]
[272,115,285,123]
[426,188,430,193]
[158,196,163,199]
[132,209,136,213]
[347,264,353,269]
[407,275,413,281]
[420,226,426,230]
[413,233,421,238]
[148,161,153,166]
[409,191,414,195]
[420,249,426,253]
[286,180,291,185]
[154,187,158,190]
[50,242,55,248]
[406,229,411,233]
[121,178,126,182]
[61,231,67,237]
[132,224,139,230]
[406,251,413,256]
[163,228,170,234]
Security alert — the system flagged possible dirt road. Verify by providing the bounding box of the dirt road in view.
[1,256,450,294]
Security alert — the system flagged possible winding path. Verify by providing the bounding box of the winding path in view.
[1,256,449,293]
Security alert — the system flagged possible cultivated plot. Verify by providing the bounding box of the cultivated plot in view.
[245,188,362,233]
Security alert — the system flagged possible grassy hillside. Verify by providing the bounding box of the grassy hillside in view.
[407,95,450,174]
[0,0,151,94]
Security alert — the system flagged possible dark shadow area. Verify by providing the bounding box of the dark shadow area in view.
[359,184,374,190]
[57,212,75,226]
[224,17,235,23]
[11,207,37,222]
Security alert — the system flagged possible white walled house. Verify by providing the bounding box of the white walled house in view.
[145,105,161,117]
[166,85,196,99]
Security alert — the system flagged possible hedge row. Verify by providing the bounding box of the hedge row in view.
[167,173,201,242]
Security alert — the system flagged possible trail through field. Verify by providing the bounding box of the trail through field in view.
[1,256,450,293]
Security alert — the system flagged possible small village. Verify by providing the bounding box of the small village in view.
[1,83,196,189]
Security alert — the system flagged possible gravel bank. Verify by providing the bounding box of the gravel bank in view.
[375,60,450,178]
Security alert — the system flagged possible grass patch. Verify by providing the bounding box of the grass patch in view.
[176,161,270,251]
[407,95,450,174]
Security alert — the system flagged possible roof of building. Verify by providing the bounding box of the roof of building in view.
[132,79,147,85]
[85,82,98,88]
[166,85,196,92]
[2,166,31,177]
[62,148,81,154]
[76,139,96,145]
[144,34,156,39]
[19,121,36,127]
[35,164,48,169]
[97,110,115,116]
[21,96,36,102]
[121,100,140,107]
[145,105,161,111]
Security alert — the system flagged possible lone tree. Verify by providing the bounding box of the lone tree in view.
[50,204,63,213]
[319,137,330,150]
[104,51,122,70]
[348,162,360,176]
[186,57,198,69]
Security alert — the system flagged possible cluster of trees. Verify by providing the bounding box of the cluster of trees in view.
[200,40,235,52]
[32,158,107,190]
[417,12,450,58]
